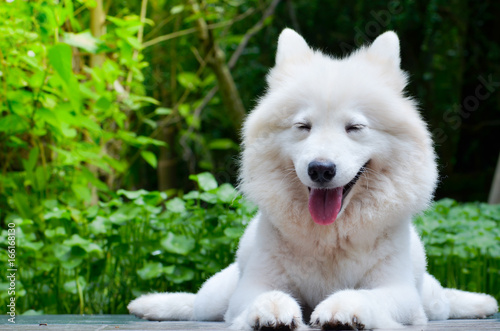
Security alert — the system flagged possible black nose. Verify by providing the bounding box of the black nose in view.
[308,161,336,183]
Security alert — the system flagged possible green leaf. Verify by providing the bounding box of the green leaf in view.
[81,167,108,191]
[142,191,166,206]
[104,155,127,173]
[224,227,244,239]
[170,5,184,14]
[95,96,112,111]
[161,232,195,255]
[63,31,100,53]
[23,147,39,172]
[163,265,176,274]
[117,189,149,199]
[141,150,157,168]
[183,191,200,200]
[170,266,195,284]
[13,192,31,219]
[63,234,102,254]
[61,258,84,270]
[44,227,67,238]
[129,95,159,105]
[177,72,201,90]
[48,44,81,111]
[200,192,217,204]
[189,172,218,191]
[21,241,44,251]
[125,36,141,49]
[88,217,110,235]
[208,139,239,150]
[35,166,48,191]
[63,276,87,294]
[166,197,186,213]
[217,183,238,203]
[72,183,91,203]
[140,137,167,146]
[155,107,172,115]
[0,114,29,134]
[137,262,164,280]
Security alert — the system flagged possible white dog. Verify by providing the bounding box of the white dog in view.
[128,29,498,330]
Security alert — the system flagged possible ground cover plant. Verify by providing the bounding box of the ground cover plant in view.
[1,186,499,315]
[0,173,256,315]
[415,199,500,299]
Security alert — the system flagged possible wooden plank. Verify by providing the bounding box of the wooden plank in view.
[1,314,499,330]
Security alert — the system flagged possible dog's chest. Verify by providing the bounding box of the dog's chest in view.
[274,237,377,308]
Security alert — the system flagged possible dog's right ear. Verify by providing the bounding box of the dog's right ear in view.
[276,28,313,66]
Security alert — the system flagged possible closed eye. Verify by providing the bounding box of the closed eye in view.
[294,122,312,132]
[346,124,366,133]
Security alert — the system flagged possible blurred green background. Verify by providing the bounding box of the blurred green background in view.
[0,0,499,315]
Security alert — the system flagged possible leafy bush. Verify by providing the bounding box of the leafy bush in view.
[0,0,164,222]
[414,199,500,302]
[1,190,499,314]
[0,173,256,315]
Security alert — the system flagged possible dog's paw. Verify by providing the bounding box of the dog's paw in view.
[231,291,304,330]
[311,314,365,331]
[310,290,401,330]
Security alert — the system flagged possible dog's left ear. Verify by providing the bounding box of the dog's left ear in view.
[276,28,313,66]
[366,31,401,69]
[366,31,408,91]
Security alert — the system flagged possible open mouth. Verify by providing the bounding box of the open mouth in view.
[308,161,369,225]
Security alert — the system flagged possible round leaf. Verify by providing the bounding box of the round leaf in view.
[161,232,195,255]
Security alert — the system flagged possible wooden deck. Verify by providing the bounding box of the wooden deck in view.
[1,313,499,330]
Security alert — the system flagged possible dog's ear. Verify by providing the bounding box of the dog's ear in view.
[366,31,401,69]
[365,31,407,91]
[276,28,313,65]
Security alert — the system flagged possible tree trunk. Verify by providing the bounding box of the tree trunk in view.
[156,13,181,191]
[158,126,178,191]
[88,0,106,204]
[90,0,106,68]
[189,0,246,132]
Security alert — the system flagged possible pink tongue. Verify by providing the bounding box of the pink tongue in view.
[308,188,343,225]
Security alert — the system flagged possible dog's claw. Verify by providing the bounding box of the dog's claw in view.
[255,321,296,331]
[316,316,365,331]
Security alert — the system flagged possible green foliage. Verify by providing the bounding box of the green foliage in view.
[2,192,498,315]
[414,199,500,302]
[0,173,257,314]
[0,0,164,220]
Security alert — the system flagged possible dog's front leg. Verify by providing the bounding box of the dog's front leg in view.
[224,269,304,330]
[310,285,427,330]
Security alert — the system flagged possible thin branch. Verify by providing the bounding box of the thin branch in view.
[193,85,218,119]
[125,0,148,92]
[144,15,176,40]
[137,0,148,44]
[180,0,282,138]
[228,0,281,69]
[142,7,255,49]
[143,27,198,48]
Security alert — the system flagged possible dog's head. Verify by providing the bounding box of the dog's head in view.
[240,29,437,229]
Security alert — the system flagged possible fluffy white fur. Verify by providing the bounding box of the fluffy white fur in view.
[128,29,498,329]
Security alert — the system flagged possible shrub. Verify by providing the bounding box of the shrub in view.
[414,198,500,302]
[0,173,256,314]
[1,191,498,314]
